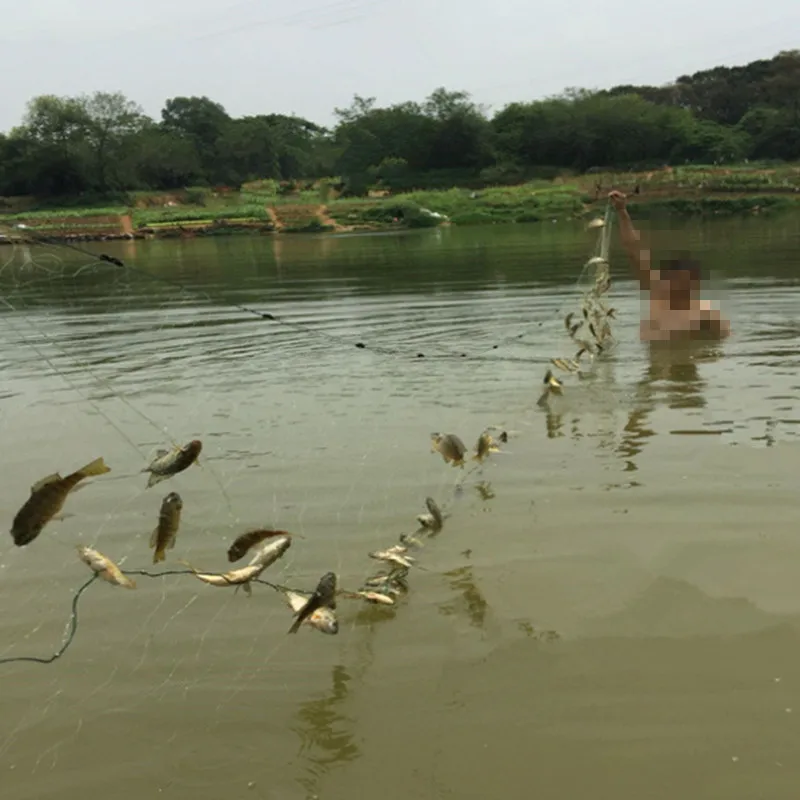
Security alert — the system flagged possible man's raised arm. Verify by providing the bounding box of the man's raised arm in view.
[609,191,652,290]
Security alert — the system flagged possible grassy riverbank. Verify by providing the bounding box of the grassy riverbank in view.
[1,163,799,242]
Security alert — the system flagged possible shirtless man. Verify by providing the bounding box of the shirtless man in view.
[609,190,730,342]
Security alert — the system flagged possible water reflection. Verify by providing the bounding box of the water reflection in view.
[438,565,490,629]
[617,341,722,470]
[292,663,360,795]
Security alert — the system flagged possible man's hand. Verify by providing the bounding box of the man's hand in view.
[608,190,627,211]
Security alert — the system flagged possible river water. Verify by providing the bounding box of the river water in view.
[1,216,800,799]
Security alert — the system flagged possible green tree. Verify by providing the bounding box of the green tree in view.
[161,96,231,182]
[14,95,92,195]
[126,125,204,189]
[216,116,281,183]
[78,91,148,192]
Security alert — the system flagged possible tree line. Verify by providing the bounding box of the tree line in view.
[1,49,798,202]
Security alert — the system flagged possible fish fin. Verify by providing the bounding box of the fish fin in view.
[287,597,317,634]
[146,472,165,489]
[149,528,159,548]
[78,457,111,478]
[168,537,177,550]
[148,449,170,465]
[287,615,305,634]
[31,473,62,493]
[242,582,252,597]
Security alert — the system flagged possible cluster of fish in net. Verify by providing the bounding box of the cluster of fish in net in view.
[1,204,614,662]
[4,427,508,649]
[539,203,616,406]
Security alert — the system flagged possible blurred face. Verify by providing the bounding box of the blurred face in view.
[655,262,701,308]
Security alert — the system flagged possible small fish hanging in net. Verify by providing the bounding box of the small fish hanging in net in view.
[539,203,617,407]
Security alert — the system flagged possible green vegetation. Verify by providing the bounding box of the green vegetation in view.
[1,49,800,238]
[132,204,269,226]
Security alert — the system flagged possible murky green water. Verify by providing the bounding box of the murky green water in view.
[2,216,800,799]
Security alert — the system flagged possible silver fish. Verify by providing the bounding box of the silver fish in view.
[357,590,395,605]
[182,561,264,596]
[369,547,415,569]
[76,545,135,589]
[247,534,292,570]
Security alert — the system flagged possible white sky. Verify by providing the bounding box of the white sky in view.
[2,0,798,130]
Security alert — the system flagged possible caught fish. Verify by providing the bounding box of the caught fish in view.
[11,457,111,547]
[143,439,202,489]
[586,217,605,229]
[364,568,409,594]
[182,561,264,596]
[247,534,292,570]
[399,532,425,548]
[543,369,563,394]
[228,528,290,563]
[150,492,183,564]
[416,496,444,531]
[285,591,338,635]
[369,547,415,569]
[180,535,291,597]
[357,590,395,606]
[430,433,467,467]
[76,545,135,589]
[537,369,564,407]
[288,572,337,634]
[473,431,500,463]
[551,358,580,374]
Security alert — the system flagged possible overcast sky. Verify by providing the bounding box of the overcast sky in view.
[2,0,799,131]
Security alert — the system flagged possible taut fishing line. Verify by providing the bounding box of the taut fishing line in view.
[1,223,551,366]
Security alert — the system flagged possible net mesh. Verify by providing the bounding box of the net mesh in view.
[0,217,614,678]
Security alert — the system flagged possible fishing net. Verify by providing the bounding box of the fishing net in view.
[0,220,580,667]
[0,216,618,791]
[539,201,616,405]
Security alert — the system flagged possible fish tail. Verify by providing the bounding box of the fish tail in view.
[146,473,164,489]
[78,457,111,478]
[153,549,165,564]
[123,577,136,589]
[287,598,318,634]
